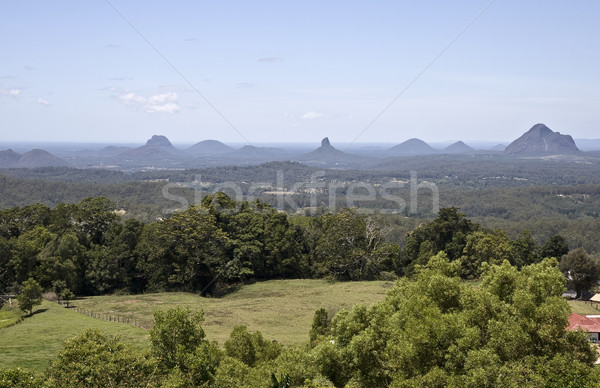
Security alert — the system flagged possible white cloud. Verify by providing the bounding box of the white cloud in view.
[301,111,326,120]
[118,91,180,114]
[0,87,21,97]
[37,98,49,106]
[258,57,284,63]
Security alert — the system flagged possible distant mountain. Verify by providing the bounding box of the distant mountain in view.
[443,141,475,154]
[387,138,437,156]
[12,149,69,168]
[145,135,174,149]
[505,124,579,155]
[187,140,233,156]
[0,149,21,167]
[117,135,179,160]
[297,137,368,167]
[490,144,506,152]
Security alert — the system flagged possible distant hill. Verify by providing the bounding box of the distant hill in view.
[505,124,579,155]
[230,145,287,159]
[0,149,21,167]
[0,148,69,168]
[490,144,506,152]
[443,141,475,154]
[387,138,437,156]
[117,135,179,160]
[297,137,368,167]
[186,140,233,156]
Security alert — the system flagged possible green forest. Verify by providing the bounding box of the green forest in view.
[2,159,600,387]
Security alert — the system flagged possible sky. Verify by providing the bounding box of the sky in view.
[1,1,599,145]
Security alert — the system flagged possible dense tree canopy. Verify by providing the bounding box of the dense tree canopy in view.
[0,195,592,300]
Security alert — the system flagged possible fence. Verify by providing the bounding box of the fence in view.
[586,300,600,311]
[73,306,151,330]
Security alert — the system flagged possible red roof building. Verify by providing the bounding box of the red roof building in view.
[568,313,600,342]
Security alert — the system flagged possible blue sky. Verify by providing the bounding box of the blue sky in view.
[1,1,599,144]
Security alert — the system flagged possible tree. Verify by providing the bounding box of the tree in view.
[316,255,598,386]
[150,306,221,385]
[459,230,513,278]
[312,209,397,280]
[138,206,229,293]
[46,329,157,387]
[224,326,281,367]
[16,278,42,315]
[61,289,74,308]
[510,229,540,268]
[541,234,570,259]
[402,207,477,274]
[309,308,331,343]
[560,248,600,299]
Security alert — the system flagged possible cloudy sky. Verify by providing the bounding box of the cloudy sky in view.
[1,1,599,144]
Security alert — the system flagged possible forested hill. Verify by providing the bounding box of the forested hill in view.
[0,174,187,222]
[0,198,586,298]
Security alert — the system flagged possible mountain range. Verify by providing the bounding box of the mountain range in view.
[0,124,595,170]
[0,149,69,169]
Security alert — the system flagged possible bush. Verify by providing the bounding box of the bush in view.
[46,329,158,387]
[42,291,58,301]
[224,326,281,367]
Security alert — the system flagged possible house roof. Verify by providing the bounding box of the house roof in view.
[590,294,600,303]
[568,313,600,333]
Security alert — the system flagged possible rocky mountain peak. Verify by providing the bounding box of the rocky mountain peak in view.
[145,135,173,148]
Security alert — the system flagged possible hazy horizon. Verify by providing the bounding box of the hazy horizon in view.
[2,1,599,144]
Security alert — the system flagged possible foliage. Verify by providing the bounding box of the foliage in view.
[402,207,477,274]
[559,248,600,298]
[309,308,331,343]
[314,255,598,386]
[224,325,281,367]
[16,278,42,315]
[61,289,74,307]
[310,208,398,280]
[0,368,45,388]
[45,329,158,387]
[150,306,221,385]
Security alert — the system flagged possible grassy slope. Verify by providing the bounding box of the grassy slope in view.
[0,280,392,372]
[568,300,600,315]
[0,300,148,372]
[74,279,394,346]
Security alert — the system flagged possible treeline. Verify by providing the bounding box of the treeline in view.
[0,195,585,297]
[3,257,600,387]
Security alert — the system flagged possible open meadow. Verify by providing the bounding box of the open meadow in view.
[0,279,393,372]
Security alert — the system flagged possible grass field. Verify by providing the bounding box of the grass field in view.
[568,300,600,315]
[73,279,394,346]
[3,280,594,374]
[0,279,393,372]
[0,300,149,372]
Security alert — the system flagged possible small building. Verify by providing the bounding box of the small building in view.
[568,313,600,342]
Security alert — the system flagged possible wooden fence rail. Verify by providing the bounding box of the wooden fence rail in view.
[72,306,151,330]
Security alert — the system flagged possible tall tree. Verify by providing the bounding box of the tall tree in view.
[17,278,42,315]
[560,248,600,299]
